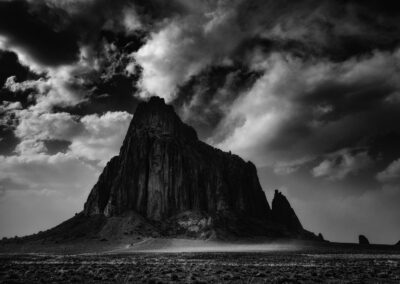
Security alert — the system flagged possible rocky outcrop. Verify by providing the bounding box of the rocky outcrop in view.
[83,97,275,237]
[271,190,303,234]
[359,235,370,245]
[81,97,316,239]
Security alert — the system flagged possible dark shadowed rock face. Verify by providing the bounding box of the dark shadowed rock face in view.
[80,97,317,239]
[271,190,303,234]
[84,97,271,233]
[359,235,370,245]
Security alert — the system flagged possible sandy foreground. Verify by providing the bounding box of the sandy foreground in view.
[101,238,304,254]
[1,238,400,283]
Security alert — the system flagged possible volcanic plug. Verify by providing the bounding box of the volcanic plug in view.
[82,97,315,239]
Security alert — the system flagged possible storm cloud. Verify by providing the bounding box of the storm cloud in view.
[0,0,79,67]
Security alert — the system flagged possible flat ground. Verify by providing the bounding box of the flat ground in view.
[1,239,400,283]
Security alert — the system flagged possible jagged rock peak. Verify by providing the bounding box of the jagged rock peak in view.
[271,190,303,232]
[127,96,198,142]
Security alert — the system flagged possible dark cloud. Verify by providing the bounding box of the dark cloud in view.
[232,0,400,64]
[270,57,400,158]
[369,132,400,162]
[233,38,316,63]
[53,31,145,116]
[260,58,399,158]
[0,128,18,156]
[0,50,38,155]
[173,64,261,139]
[0,0,151,67]
[345,0,400,18]
[100,30,146,53]
[131,0,187,23]
[0,50,33,87]
[43,140,71,155]
[0,0,79,66]
[264,66,400,171]
[0,50,40,120]
[55,73,142,116]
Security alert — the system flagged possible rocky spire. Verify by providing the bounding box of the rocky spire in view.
[271,190,303,233]
[359,235,370,245]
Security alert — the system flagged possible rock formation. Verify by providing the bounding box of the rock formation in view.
[359,235,370,245]
[271,190,303,234]
[81,97,317,239]
[13,97,318,241]
[83,97,274,235]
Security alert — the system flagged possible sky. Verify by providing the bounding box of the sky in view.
[0,0,400,244]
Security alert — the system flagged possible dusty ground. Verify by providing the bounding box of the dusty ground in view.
[1,240,400,283]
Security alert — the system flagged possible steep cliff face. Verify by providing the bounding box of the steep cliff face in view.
[84,97,271,228]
